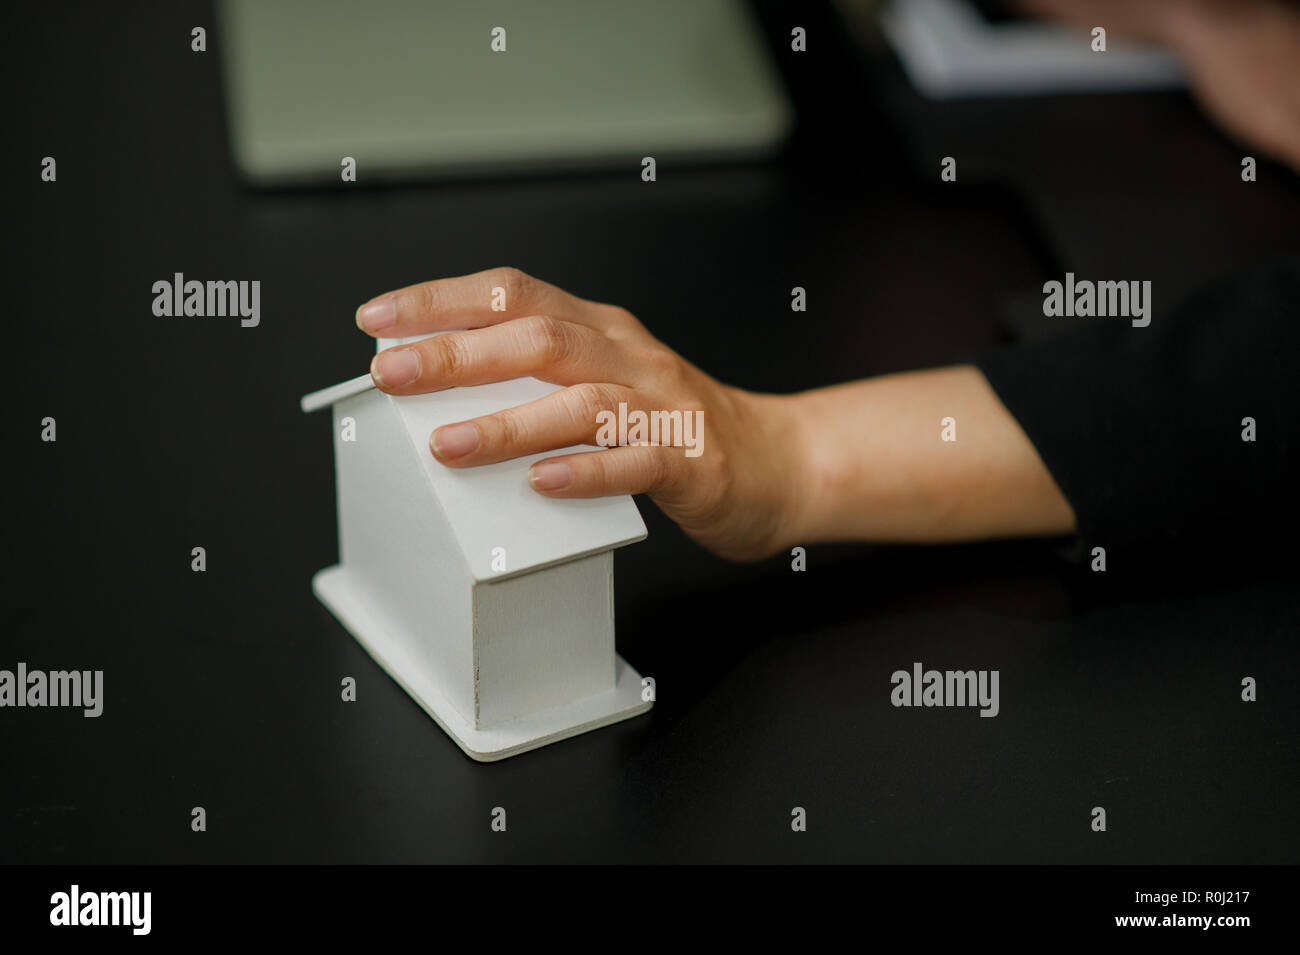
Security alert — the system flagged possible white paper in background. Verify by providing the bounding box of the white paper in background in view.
[882,0,1184,99]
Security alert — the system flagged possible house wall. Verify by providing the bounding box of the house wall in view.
[472,551,617,728]
[333,390,476,725]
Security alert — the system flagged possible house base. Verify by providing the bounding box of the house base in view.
[312,565,653,762]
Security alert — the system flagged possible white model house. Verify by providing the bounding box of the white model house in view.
[301,333,651,761]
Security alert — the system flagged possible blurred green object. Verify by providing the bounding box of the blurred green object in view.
[218,0,794,185]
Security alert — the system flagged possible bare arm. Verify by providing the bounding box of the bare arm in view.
[788,366,1075,546]
[356,269,1074,562]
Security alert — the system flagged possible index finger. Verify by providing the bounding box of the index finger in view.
[355,266,596,337]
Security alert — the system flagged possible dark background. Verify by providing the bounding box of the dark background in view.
[7,1,1299,863]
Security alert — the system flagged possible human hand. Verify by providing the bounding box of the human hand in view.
[1162,0,1300,173]
[1014,0,1300,171]
[355,267,808,562]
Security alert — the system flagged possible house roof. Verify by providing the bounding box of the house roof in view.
[300,339,647,582]
[301,373,374,413]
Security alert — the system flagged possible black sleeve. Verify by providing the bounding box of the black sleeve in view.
[973,255,1300,559]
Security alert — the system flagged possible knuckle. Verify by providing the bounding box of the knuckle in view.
[564,382,611,423]
[602,304,644,331]
[491,409,526,450]
[411,280,446,316]
[586,450,610,487]
[432,333,469,380]
[643,446,673,492]
[598,448,625,490]
[491,266,534,302]
[524,315,576,366]
[642,346,681,381]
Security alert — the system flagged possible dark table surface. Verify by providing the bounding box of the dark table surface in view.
[7,2,1298,864]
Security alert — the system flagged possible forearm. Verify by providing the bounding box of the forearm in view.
[781,365,1076,545]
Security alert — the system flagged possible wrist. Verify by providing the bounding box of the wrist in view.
[730,388,823,557]
[771,388,840,550]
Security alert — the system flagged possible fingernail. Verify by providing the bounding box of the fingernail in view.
[529,461,572,491]
[432,422,480,460]
[356,297,396,332]
[371,349,421,388]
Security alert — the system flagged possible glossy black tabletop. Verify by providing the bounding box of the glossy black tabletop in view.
[6,1,1298,865]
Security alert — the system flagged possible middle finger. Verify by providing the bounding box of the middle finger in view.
[369,316,635,394]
